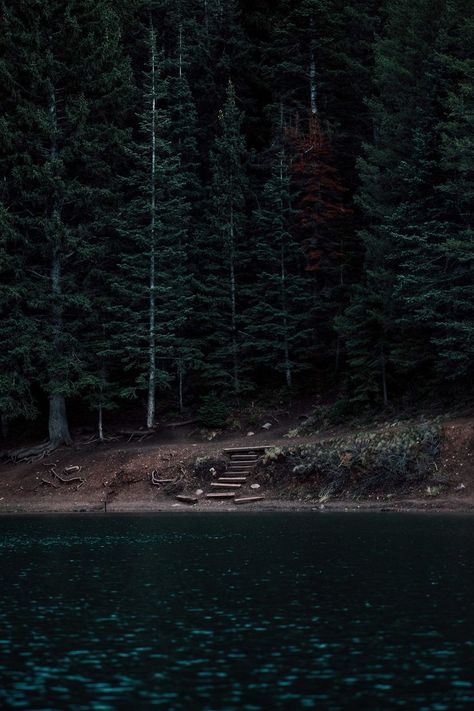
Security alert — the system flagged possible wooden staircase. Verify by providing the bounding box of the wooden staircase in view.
[179,446,266,506]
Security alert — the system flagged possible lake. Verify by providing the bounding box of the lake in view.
[0,513,472,709]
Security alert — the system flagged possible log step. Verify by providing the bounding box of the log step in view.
[228,462,255,466]
[206,492,236,499]
[234,496,265,505]
[230,455,259,461]
[218,477,247,482]
[210,482,242,489]
[176,495,198,505]
[224,446,267,453]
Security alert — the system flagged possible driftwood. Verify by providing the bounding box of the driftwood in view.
[41,477,59,488]
[40,465,86,489]
[151,470,176,486]
[53,471,85,484]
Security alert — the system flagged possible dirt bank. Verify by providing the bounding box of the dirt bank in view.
[0,416,472,515]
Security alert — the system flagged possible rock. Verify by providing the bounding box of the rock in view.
[195,489,204,496]
[250,483,260,490]
[247,431,255,437]
[262,422,272,430]
[455,483,466,491]
[209,467,217,477]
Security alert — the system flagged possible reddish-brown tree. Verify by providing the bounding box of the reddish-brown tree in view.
[285,113,352,278]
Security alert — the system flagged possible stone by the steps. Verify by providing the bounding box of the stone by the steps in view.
[262,422,272,430]
[250,483,261,489]
[247,431,255,437]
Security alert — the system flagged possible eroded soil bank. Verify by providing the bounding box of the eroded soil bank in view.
[0,416,472,514]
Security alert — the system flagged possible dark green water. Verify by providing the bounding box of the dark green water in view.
[0,514,473,710]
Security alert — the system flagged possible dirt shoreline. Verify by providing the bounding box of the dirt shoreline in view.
[1,414,472,517]
[0,496,472,515]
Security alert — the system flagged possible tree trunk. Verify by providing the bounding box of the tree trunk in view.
[279,154,292,388]
[381,345,388,406]
[309,19,318,115]
[230,207,239,393]
[147,18,157,431]
[178,361,184,413]
[49,395,72,448]
[47,81,71,449]
[178,22,183,79]
[98,404,104,442]
[1,414,9,439]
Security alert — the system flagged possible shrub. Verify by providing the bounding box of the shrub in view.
[197,393,230,429]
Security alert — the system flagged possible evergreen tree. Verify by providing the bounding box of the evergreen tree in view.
[112,16,193,426]
[0,0,133,447]
[199,81,247,393]
[338,0,447,405]
[244,147,313,386]
[0,204,37,435]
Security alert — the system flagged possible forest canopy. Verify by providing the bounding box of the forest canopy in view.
[0,0,473,445]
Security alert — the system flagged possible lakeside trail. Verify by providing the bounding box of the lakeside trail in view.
[0,415,473,515]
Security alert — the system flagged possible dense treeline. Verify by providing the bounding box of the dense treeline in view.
[0,0,472,444]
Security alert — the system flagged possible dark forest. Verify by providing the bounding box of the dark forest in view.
[1,0,473,447]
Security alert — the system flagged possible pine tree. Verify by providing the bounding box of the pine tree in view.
[338,0,447,405]
[244,147,313,386]
[0,0,134,447]
[0,203,37,435]
[428,2,474,386]
[199,81,247,393]
[112,15,194,426]
[286,113,353,367]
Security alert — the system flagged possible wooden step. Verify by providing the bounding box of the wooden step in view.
[206,492,236,499]
[228,465,255,471]
[210,482,242,489]
[230,454,259,460]
[218,477,247,482]
[234,496,265,505]
[224,446,267,453]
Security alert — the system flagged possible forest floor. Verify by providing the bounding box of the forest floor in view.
[0,403,473,515]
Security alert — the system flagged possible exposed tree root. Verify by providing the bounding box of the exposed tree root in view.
[6,441,55,463]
